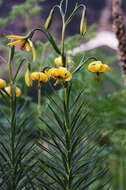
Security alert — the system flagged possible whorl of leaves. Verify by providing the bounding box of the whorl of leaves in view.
[37,85,110,190]
[0,97,38,190]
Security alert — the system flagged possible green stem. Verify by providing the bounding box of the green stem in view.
[8,47,14,114]
[8,47,16,189]
[28,28,61,55]
[119,154,124,190]
[64,86,67,108]
[61,23,65,55]
[73,56,98,74]
[61,17,66,67]
[37,43,48,116]
[64,85,72,190]
[37,82,41,116]
[11,114,16,190]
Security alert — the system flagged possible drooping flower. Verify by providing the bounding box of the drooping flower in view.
[88,61,110,82]
[88,61,110,73]
[54,56,73,67]
[0,79,6,88]
[46,67,72,82]
[30,72,49,82]
[6,35,36,61]
[5,86,22,97]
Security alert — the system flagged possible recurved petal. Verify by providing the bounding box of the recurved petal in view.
[6,35,26,40]
[28,39,36,61]
[8,40,24,47]
[64,72,72,81]
[99,64,110,73]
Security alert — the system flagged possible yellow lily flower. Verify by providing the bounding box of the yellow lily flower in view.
[88,61,110,82]
[46,67,72,82]
[6,35,36,61]
[88,61,110,73]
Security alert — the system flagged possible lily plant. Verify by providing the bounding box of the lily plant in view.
[0,0,110,189]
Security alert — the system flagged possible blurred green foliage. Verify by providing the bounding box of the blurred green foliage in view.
[0,0,44,29]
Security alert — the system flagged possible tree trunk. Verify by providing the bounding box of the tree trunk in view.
[112,0,126,74]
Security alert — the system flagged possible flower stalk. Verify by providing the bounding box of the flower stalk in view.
[37,81,42,116]
[8,46,16,189]
[8,47,15,114]
[61,18,66,67]
[64,84,73,190]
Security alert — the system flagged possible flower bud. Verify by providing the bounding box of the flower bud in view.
[0,79,6,88]
[16,87,22,97]
[44,7,55,30]
[54,57,62,67]
[25,66,32,87]
[54,56,73,67]
[80,7,87,35]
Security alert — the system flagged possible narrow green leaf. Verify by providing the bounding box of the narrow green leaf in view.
[39,117,65,146]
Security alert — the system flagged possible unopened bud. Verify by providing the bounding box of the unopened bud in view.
[44,7,55,30]
[80,7,87,35]
[25,64,32,87]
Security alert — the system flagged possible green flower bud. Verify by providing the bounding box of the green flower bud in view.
[44,6,56,30]
[80,7,87,35]
[25,64,32,87]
